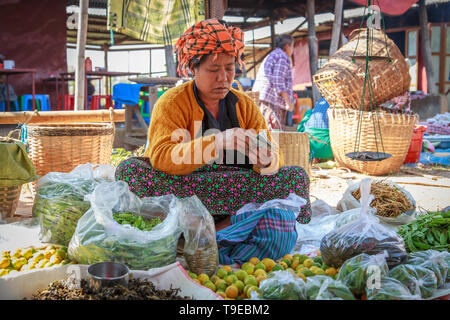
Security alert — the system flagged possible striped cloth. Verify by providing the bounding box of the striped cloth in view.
[216,207,298,266]
[108,0,204,45]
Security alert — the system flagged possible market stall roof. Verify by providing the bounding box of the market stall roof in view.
[65,0,446,48]
[65,0,362,47]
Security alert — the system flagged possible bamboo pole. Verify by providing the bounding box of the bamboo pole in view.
[419,0,438,94]
[329,0,344,56]
[74,0,89,110]
[0,110,125,124]
[307,0,321,105]
[164,44,177,77]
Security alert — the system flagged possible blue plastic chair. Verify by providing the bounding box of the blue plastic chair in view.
[0,100,20,112]
[21,94,51,111]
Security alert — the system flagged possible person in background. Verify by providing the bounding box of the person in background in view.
[114,19,311,231]
[252,34,296,130]
[297,98,333,162]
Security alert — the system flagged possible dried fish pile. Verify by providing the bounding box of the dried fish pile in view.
[351,180,413,218]
[31,278,192,300]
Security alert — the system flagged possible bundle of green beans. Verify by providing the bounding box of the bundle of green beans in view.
[32,179,104,246]
[397,211,450,253]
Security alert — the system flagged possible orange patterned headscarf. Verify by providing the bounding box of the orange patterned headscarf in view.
[174,19,245,77]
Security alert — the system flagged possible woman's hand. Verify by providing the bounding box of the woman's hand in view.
[248,146,273,169]
[214,128,250,153]
[214,128,272,168]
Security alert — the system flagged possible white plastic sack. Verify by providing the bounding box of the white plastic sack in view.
[336,179,416,225]
[36,163,115,189]
[311,199,339,218]
[294,204,366,251]
[68,181,182,270]
[237,193,307,215]
[0,262,222,300]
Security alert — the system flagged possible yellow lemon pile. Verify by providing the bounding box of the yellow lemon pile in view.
[0,245,75,277]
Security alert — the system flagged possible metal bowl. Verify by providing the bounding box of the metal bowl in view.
[87,262,129,292]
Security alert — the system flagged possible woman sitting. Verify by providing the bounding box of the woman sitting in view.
[115,19,311,229]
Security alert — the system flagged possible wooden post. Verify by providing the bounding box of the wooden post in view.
[270,20,275,49]
[307,0,321,104]
[103,44,109,95]
[74,0,89,111]
[252,28,256,78]
[419,0,438,94]
[329,0,344,56]
[164,45,177,77]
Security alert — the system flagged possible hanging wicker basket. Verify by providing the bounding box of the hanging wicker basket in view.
[271,131,311,176]
[26,122,115,194]
[313,28,410,111]
[328,108,418,176]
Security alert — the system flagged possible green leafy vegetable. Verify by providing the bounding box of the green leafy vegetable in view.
[113,211,162,232]
[398,211,450,253]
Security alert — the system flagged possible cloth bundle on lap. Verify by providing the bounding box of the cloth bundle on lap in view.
[216,194,306,265]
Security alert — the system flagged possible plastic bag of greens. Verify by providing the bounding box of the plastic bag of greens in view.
[305,275,355,300]
[32,163,115,246]
[259,270,306,300]
[336,252,389,296]
[176,196,219,277]
[388,264,438,298]
[366,277,421,300]
[68,181,182,270]
[441,251,450,282]
[406,250,448,287]
[320,178,407,268]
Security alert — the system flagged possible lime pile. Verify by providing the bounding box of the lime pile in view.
[0,245,74,277]
[187,253,340,300]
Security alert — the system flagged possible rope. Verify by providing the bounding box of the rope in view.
[351,0,390,160]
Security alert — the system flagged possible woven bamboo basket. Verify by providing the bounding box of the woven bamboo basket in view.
[328,108,418,176]
[26,123,115,194]
[313,28,410,111]
[271,131,311,176]
[0,185,22,219]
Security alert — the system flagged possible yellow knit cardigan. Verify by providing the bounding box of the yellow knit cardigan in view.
[144,80,284,175]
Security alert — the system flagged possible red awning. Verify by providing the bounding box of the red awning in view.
[349,0,420,15]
